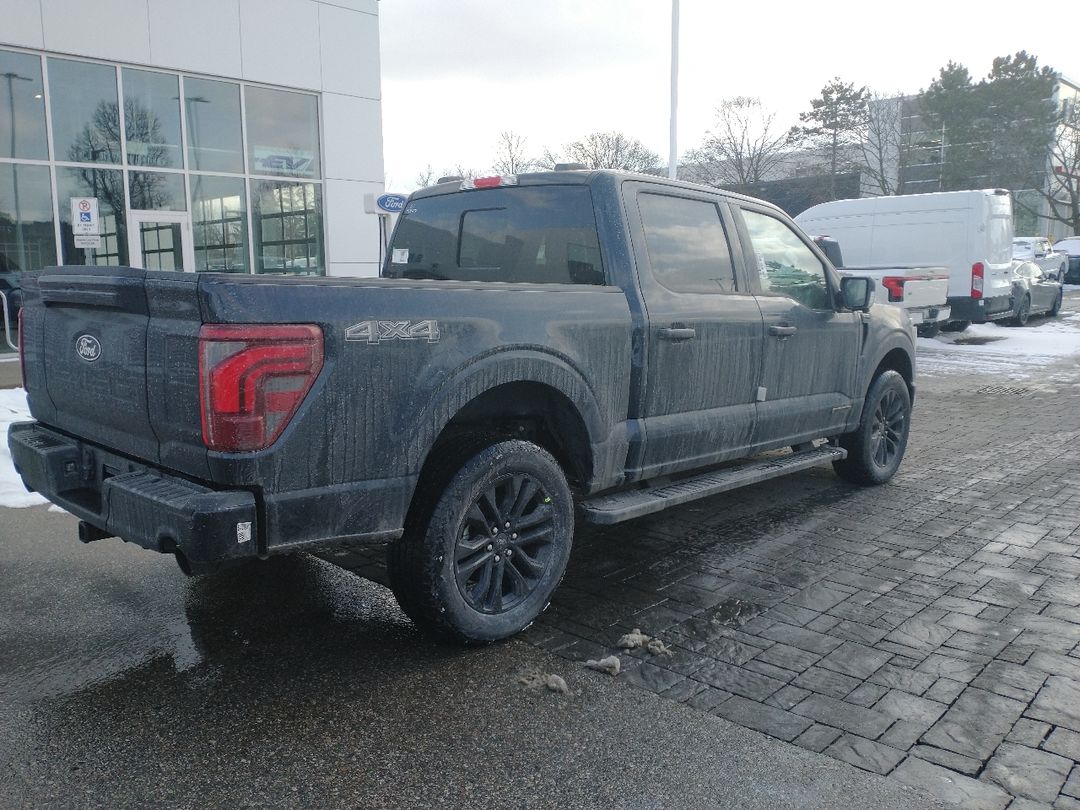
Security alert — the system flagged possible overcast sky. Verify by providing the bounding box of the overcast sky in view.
[378,0,1078,191]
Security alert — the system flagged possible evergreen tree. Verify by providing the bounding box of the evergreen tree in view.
[794,78,869,200]
[981,51,1058,194]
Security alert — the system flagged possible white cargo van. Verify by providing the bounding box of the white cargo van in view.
[795,190,1015,329]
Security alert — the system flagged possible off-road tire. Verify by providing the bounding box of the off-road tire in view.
[833,370,911,486]
[387,440,573,644]
[1010,294,1031,327]
[941,320,970,333]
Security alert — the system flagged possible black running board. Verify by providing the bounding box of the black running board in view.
[581,445,847,525]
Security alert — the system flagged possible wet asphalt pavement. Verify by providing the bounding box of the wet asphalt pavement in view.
[0,506,943,809]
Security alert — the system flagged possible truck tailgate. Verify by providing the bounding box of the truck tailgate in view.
[846,266,949,310]
[23,266,205,474]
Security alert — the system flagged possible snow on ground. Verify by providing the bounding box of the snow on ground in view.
[917,309,1080,379]
[0,388,47,508]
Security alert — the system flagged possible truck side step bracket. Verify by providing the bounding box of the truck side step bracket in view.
[580,445,847,525]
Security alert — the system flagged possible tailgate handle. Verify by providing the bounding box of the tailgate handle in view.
[658,326,696,341]
[769,325,798,338]
[40,288,123,307]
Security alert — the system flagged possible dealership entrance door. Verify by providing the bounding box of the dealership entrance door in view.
[127,211,195,271]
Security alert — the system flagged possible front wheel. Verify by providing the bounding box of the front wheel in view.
[833,370,912,486]
[387,440,574,644]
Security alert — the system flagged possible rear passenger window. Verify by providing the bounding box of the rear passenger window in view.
[384,186,605,285]
[741,209,830,310]
[638,193,737,293]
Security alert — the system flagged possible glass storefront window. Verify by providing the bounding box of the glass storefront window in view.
[0,163,56,272]
[0,49,48,160]
[184,77,243,174]
[48,58,121,165]
[245,87,321,179]
[57,167,127,266]
[122,68,182,169]
[191,174,248,272]
[129,170,186,211]
[252,180,323,274]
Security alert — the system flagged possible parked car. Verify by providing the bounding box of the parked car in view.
[1054,236,1080,284]
[1008,260,1063,325]
[1013,237,1068,282]
[9,169,917,644]
[812,236,950,337]
[795,189,1016,332]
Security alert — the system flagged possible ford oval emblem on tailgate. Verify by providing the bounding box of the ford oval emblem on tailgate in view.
[75,334,101,362]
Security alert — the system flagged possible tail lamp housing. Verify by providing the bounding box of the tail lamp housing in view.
[971,262,984,299]
[881,276,906,303]
[199,324,324,452]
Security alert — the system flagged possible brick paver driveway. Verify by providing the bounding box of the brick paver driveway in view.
[522,296,1080,810]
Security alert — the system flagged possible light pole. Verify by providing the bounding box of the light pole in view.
[668,0,679,180]
[3,71,33,271]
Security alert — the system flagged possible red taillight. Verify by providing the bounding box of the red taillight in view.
[17,308,26,388]
[881,277,906,303]
[971,262,984,299]
[198,324,323,452]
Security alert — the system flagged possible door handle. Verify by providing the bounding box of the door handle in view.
[658,327,697,341]
[769,325,798,338]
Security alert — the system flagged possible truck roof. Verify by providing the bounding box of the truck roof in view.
[408,169,788,215]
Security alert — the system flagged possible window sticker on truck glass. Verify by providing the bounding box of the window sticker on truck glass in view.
[392,248,409,264]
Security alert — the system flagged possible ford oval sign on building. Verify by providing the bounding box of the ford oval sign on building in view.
[376,193,407,213]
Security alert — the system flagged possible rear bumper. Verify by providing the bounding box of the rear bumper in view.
[946,294,1013,324]
[8,421,257,572]
[907,305,951,326]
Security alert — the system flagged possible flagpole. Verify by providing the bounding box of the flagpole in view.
[668,0,679,180]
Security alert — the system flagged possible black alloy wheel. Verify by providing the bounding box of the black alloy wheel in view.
[869,387,906,471]
[387,439,574,644]
[454,474,556,614]
[833,370,912,486]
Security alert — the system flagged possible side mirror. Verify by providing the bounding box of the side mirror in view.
[840,276,874,312]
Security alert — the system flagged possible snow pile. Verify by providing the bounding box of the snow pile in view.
[0,388,46,508]
[917,312,1080,378]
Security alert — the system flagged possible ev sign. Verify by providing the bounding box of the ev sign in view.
[70,197,101,249]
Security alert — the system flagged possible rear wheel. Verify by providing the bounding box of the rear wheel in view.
[387,440,574,644]
[1010,294,1031,327]
[1050,287,1064,317]
[833,370,911,486]
[916,322,941,338]
[941,320,970,333]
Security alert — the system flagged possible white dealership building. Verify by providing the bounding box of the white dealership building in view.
[0,0,385,282]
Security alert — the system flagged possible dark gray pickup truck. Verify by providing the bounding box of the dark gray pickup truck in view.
[9,170,916,643]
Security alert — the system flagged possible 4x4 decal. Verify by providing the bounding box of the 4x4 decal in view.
[345,320,441,344]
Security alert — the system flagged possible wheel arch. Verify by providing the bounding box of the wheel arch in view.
[866,344,915,404]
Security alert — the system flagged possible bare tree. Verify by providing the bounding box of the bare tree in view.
[859,93,905,196]
[492,131,536,174]
[546,131,660,173]
[414,165,437,188]
[1017,98,1080,235]
[680,97,793,190]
